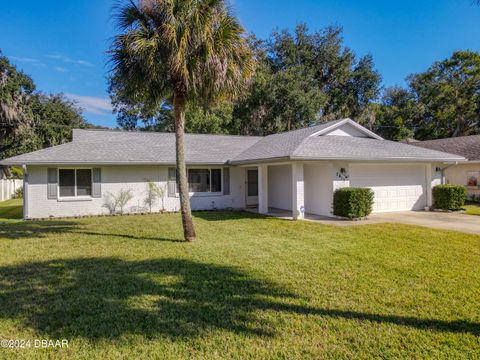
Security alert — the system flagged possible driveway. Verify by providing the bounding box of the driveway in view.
[306,211,480,234]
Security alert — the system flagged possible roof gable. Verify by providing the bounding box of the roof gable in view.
[309,118,383,140]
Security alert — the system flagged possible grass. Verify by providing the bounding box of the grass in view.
[464,203,480,216]
[0,201,479,359]
[0,198,23,222]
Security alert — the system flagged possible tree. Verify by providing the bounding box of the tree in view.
[109,0,254,241]
[0,51,36,157]
[232,24,381,135]
[409,51,480,139]
[31,94,87,148]
[374,87,422,141]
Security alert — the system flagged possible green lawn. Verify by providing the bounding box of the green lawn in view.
[0,198,23,222]
[0,202,479,359]
[464,204,480,216]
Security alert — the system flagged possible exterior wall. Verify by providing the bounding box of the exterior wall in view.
[267,165,292,210]
[26,165,245,219]
[445,163,480,197]
[304,162,334,216]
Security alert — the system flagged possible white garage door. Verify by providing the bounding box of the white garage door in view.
[350,164,426,212]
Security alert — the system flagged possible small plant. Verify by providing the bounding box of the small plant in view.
[433,184,466,210]
[12,186,23,199]
[144,179,167,212]
[333,187,374,219]
[102,189,134,215]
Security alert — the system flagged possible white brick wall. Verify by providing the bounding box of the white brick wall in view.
[26,165,246,219]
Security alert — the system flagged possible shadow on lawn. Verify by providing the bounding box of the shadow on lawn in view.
[193,210,268,222]
[0,220,183,242]
[0,257,478,341]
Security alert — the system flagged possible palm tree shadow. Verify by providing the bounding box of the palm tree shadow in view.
[0,257,478,342]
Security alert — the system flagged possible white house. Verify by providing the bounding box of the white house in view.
[0,118,465,220]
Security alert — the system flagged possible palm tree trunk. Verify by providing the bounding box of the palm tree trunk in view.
[173,92,196,241]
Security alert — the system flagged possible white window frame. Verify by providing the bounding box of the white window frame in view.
[57,167,93,200]
[186,167,223,195]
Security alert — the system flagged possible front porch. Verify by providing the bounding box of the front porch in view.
[243,162,338,220]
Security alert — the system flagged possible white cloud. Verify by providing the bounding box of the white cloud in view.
[9,56,45,66]
[46,54,95,67]
[55,67,68,73]
[65,93,112,115]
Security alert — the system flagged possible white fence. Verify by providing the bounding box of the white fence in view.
[0,179,22,201]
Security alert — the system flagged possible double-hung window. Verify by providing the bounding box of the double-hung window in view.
[58,169,92,197]
[187,168,222,193]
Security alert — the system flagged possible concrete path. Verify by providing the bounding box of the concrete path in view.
[305,211,480,234]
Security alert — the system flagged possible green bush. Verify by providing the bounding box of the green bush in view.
[12,186,23,199]
[333,187,374,219]
[432,184,466,210]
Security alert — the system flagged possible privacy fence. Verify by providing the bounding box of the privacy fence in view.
[0,179,22,201]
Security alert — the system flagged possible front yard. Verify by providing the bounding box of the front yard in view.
[0,201,479,359]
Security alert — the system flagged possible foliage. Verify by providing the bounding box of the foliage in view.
[374,87,420,140]
[102,189,134,215]
[409,51,480,139]
[112,24,381,136]
[144,179,166,212]
[12,186,23,199]
[0,210,479,357]
[10,166,23,179]
[0,51,36,157]
[333,187,374,219]
[432,184,467,210]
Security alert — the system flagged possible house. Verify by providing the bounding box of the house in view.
[411,135,480,199]
[0,118,465,220]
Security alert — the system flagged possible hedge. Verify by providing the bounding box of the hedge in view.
[333,187,374,219]
[432,184,466,210]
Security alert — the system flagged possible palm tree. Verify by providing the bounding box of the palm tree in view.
[109,0,254,241]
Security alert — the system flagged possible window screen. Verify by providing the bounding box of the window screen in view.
[59,169,75,197]
[76,169,92,196]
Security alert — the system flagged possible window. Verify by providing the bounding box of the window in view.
[187,168,222,193]
[59,169,92,197]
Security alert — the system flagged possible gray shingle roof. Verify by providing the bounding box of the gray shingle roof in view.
[0,130,262,165]
[411,135,480,161]
[0,119,465,165]
[291,136,465,161]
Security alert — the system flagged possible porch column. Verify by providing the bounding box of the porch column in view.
[258,164,268,214]
[291,162,305,220]
[425,164,433,208]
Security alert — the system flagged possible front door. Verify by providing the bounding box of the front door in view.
[245,168,258,207]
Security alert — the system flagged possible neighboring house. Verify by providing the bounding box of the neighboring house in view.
[0,118,465,219]
[412,135,480,198]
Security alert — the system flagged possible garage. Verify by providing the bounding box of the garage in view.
[349,164,427,212]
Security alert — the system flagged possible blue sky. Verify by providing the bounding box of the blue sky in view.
[1,0,479,128]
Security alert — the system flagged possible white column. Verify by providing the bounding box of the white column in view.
[291,162,305,220]
[258,164,268,214]
[425,164,432,208]
[22,165,28,219]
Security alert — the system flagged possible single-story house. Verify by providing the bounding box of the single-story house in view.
[0,118,466,220]
[411,135,480,198]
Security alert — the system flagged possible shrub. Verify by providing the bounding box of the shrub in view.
[102,189,133,215]
[432,184,466,210]
[333,187,374,219]
[12,186,23,199]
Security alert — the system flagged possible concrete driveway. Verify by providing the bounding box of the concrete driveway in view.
[307,211,480,234]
